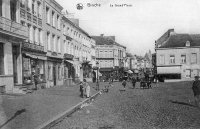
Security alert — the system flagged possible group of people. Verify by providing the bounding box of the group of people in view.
[79,79,91,98]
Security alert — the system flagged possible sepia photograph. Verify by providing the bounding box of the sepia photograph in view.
[0,0,200,129]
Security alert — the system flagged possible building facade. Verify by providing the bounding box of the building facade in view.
[19,0,47,90]
[92,34,126,80]
[62,16,96,83]
[0,0,96,93]
[156,29,200,81]
[0,0,28,93]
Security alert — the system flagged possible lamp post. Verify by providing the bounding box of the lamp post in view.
[96,61,99,91]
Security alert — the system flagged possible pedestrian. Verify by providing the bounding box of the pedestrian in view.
[192,76,200,108]
[83,79,90,98]
[32,71,38,90]
[132,77,136,89]
[79,82,84,98]
[122,79,127,90]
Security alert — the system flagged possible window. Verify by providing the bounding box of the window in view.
[20,0,25,8]
[185,69,191,78]
[57,15,60,29]
[10,0,16,21]
[39,29,43,45]
[191,53,197,64]
[68,42,70,54]
[63,25,66,34]
[186,41,190,47]
[181,55,186,64]
[32,1,35,14]
[27,0,31,12]
[32,27,36,43]
[0,43,4,75]
[170,55,175,64]
[57,37,61,53]
[110,51,112,58]
[34,27,38,44]
[52,11,55,27]
[46,7,50,24]
[47,32,51,50]
[160,55,165,64]
[37,2,41,18]
[52,35,56,52]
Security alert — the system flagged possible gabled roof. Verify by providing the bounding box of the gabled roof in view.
[91,36,114,45]
[159,34,200,48]
[91,36,126,48]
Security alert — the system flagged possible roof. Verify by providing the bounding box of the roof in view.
[62,16,90,38]
[91,36,126,48]
[159,34,200,48]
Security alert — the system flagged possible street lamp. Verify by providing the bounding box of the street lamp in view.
[96,61,99,91]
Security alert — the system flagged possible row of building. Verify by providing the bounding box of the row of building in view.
[0,0,127,93]
[155,29,200,81]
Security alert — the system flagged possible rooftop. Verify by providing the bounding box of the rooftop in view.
[158,33,200,48]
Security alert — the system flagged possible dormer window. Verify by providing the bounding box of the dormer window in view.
[186,41,190,47]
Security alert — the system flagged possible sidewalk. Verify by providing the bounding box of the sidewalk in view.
[0,82,106,129]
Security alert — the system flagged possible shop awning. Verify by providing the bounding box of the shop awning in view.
[157,66,181,74]
[125,70,133,74]
[25,53,47,60]
[65,60,74,64]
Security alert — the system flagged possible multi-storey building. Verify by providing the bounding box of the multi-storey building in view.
[156,29,200,81]
[92,34,126,79]
[43,0,63,88]
[19,0,46,90]
[62,16,96,83]
[0,0,96,92]
[0,0,28,93]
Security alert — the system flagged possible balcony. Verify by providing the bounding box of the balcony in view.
[33,15,37,24]
[38,18,42,27]
[64,53,74,60]
[0,16,28,39]
[22,41,45,53]
[27,12,32,21]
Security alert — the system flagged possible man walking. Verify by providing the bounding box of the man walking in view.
[192,76,200,108]
[132,77,136,89]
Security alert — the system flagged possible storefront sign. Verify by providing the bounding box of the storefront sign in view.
[64,53,74,60]
[22,42,44,52]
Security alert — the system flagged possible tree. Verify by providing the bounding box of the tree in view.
[81,61,92,78]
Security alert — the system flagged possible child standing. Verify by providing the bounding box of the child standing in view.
[83,79,90,98]
[79,82,84,98]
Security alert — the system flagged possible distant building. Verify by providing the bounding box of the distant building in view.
[156,29,200,81]
[92,34,126,79]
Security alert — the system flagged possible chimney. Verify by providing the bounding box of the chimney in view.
[100,34,104,37]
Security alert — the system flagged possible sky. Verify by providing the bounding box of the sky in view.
[56,0,200,56]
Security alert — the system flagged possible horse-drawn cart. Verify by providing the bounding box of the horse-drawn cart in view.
[140,80,151,89]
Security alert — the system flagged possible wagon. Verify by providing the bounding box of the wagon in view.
[140,80,151,89]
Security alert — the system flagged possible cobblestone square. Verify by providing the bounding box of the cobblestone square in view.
[51,81,200,129]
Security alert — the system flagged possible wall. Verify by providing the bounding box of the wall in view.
[156,47,200,79]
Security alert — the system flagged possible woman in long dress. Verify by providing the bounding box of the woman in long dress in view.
[83,79,90,98]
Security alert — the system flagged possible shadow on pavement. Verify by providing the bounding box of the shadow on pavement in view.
[0,109,26,129]
[168,100,196,108]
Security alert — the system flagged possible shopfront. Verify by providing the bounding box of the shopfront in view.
[63,53,75,86]
[46,56,63,88]
[21,42,47,89]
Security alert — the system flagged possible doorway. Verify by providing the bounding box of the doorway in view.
[12,45,19,84]
[53,65,56,86]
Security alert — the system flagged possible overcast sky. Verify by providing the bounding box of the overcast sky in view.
[56,0,200,56]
